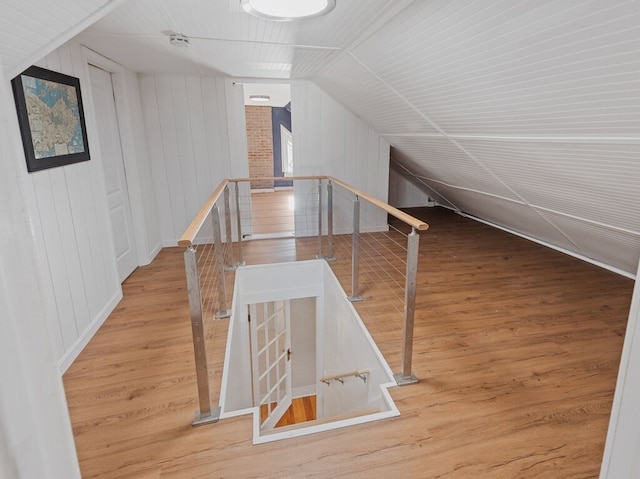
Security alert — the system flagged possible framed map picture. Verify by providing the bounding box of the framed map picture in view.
[12,65,90,172]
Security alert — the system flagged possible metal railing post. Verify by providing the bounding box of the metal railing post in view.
[223,185,234,269]
[395,228,420,385]
[349,196,363,302]
[184,246,220,425]
[326,180,335,261]
[234,181,244,266]
[316,179,323,259]
[212,207,231,319]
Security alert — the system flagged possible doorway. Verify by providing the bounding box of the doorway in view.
[243,83,294,238]
[88,65,137,282]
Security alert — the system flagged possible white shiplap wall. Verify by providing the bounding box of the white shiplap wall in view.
[19,40,160,372]
[24,42,121,371]
[1,56,81,479]
[291,80,390,235]
[139,75,249,245]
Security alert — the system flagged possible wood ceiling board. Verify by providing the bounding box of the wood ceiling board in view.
[0,0,111,75]
[316,55,438,136]
[351,0,640,135]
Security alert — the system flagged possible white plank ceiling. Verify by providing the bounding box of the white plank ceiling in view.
[5,0,640,274]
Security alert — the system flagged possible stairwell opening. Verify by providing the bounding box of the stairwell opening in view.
[219,260,399,444]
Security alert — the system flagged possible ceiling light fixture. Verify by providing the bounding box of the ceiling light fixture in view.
[240,0,336,21]
[249,95,271,102]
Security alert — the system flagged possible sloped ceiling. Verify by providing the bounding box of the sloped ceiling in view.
[0,0,126,79]
[5,0,639,275]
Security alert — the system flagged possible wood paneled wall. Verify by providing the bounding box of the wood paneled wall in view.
[20,41,122,372]
[0,55,81,479]
[291,80,391,234]
[139,75,249,245]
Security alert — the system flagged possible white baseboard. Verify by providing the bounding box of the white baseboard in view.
[58,289,123,374]
[458,211,635,280]
[148,241,162,263]
[292,385,317,399]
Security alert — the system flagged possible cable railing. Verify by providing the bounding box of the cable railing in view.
[178,176,428,426]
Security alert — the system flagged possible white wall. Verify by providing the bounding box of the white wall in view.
[291,80,390,235]
[290,298,317,397]
[0,56,81,479]
[320,263,395,418]
[388,162,431,208]
[18,41,125,372]
[600,260,640,478]
[139,75,249,245]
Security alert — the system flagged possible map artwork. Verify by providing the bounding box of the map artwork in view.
[21,74,86,159]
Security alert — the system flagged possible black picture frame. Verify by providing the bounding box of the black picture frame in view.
[11,65,90,172]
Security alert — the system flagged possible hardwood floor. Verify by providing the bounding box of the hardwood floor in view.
[250,190,294,235]
[63,207,633,478]
[260,396,317,428]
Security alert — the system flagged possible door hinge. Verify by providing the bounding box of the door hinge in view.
[287,348,291,361]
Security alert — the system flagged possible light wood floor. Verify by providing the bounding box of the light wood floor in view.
[63,207,633,478]
[250,190,294,235]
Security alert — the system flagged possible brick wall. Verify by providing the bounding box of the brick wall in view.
[245,105,274,189]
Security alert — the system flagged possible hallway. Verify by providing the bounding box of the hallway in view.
[63,207,633,478]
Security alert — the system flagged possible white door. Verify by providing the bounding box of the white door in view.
[88,65,137,282]
[250,300,292,431]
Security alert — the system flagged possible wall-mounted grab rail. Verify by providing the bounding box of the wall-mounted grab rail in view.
[320,369,370,385]
[179,175,428,426]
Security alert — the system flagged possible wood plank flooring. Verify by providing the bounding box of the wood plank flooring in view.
[63,207,633,478]
[260,396,317,428]
[250,190,294,235]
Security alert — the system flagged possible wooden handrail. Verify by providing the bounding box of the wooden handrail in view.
[178,180,229,247]
[178,175,429,247]
[327,177,429,232]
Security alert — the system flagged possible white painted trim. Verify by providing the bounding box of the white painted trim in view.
[250,188,276,193]
[600,259,640,478]
[458,211,636,280]
[162,239,180,248]
[4,0,129,81]
[57,289,122,373]
[383,133,640,144]
[148,242,163,263]
[292,386,317,399]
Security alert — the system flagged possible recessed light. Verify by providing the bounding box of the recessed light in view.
[240,0,336,21]
[249,95,271,102]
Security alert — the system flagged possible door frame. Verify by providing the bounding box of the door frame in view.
[80,47,151,269]
[249,300,293,431]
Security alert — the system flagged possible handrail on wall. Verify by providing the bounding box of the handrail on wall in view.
[178,175,429,248]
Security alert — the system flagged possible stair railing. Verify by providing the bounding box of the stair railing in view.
[178,176,428,426]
